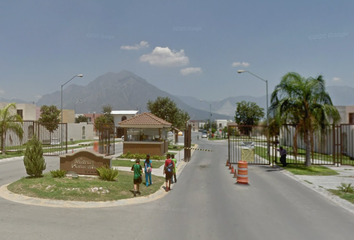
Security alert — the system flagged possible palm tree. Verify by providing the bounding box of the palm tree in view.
[0,103,24,155]
[270,72,340,166]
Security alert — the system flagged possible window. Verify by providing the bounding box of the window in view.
[121,116,127,121]
[82,126,86,136]
[17,109,23,118]
[349,113,354,124]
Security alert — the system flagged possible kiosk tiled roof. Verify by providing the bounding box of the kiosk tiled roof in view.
[119,112,172,126]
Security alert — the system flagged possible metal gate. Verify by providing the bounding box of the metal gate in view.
[98,123,115,156]
[228,123,271,165]
[2,121,68,156]
[228,123,354,166]
[37,122,68,156]
[184,124,192,162]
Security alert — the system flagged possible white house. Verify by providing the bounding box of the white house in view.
[111,110,139,137]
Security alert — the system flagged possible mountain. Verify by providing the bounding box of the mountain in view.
[176,86,354,117]
[175,95,268,117]
[36,70,232,121]
[0,98,31,104]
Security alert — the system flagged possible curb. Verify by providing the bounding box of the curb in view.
[0,154,189,208]
[280,168,354,215]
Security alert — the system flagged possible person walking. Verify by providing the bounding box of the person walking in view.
[171,154,177,184]
[131,158,142,197]
[144,154,153,186]
[278,147,287,167]
[164,153,175,192]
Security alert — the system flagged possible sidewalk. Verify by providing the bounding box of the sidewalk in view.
[279,165,354,214]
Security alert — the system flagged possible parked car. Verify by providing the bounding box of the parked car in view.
[201,131,208,138]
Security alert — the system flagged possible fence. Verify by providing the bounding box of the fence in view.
[98,123,115,156]
[1,121,68,156]
[228,123,354,166]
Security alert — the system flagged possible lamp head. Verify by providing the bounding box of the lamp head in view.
[237,70,246,74]
[77,74,83,77]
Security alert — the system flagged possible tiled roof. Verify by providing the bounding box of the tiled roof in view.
[119,112,172,126]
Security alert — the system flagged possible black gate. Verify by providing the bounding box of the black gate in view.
[98,123,115,156]
[2,121,68,156]
[228,123,354,166]
[228,123,271,165]
[184,124,192,162]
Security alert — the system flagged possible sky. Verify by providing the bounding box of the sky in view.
[0,0,353,103]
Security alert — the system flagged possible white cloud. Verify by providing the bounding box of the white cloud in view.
[0,89,4,95]
[180,67,202,76]
[232,62,250,67]
[140,47,189,67]
[121,41,149,50]
[332,77,342,82]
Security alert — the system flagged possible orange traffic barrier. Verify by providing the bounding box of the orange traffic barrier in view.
[93,141,98,152]
[237,161,249,184]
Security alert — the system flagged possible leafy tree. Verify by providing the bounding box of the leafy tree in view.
[23,135,46,177]
[147,97,190,130]
[0,103,24,155]
[203,122,217,132]
[270,72,340,166]
[38,105,61,139]
[234,101,264,135]
[94,105,114,134]
[75,115,89,123]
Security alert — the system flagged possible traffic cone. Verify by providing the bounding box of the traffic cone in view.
[229,163,232,169]
[231,166,234,174]
[233,170,237,178]
[226,159,229,166]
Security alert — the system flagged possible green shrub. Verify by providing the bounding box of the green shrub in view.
[337,183,354,194]
[50,169,67,178]
[96,165,119,181]
[23,135,46,177]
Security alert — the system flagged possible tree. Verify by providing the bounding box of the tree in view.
[94,105,114,134]
[147,97,190,130]
[75,115,89,123]
[234,101,264,135]
[270,72,341,166]
[38,105,61,140]
[23,135,46,177]
[0,103,24,155]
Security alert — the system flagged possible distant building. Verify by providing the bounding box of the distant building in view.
[335,106,354,124]
[0,102,36,121]
[111,110,138,137]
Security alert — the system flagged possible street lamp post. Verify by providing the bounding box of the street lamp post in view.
[237,70,270,163]
[200,100,217,138]
[61,74,83,150]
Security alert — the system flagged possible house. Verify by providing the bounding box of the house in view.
[119,112,172,156]
[111,110,138,137]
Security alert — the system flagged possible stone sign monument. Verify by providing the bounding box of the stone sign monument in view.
[60,150,112,175]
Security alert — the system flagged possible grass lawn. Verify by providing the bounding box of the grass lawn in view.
[327,189,354,204]
[112,160,165,168]
[7,171,165,202]
[282,164,339,176]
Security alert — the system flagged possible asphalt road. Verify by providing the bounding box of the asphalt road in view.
[1,136,354,240]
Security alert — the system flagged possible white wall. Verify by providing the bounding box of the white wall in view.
[67,122,94,141]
